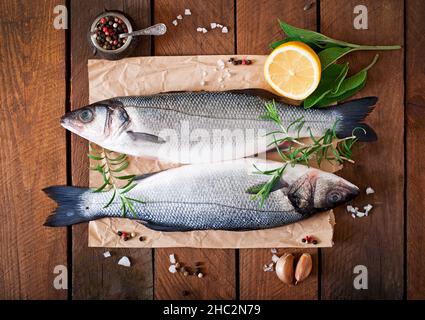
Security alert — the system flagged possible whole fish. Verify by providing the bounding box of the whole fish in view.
[44,159,359,231]
[61,90,377,164]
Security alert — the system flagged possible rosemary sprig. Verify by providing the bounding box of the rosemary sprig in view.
[252,101,362,207]
[88,144,144,217]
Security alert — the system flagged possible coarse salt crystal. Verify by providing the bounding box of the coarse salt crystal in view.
[169,253,176,264]
[366,187,375,195]
[222,26,228,33]
[217,59,225,69]
[184,9,191,15]
[364,204,373,213]
[172,20,178,26]
[103,251,111,258]
[117,256,131,267]
[351,213,356,219]
[217,77,223,83]
[168,265,177,273]
[217,24,223,28]
[271,254,280,263]
[263,264,273,272]
[196,27,203,32]
[271,248,277,254]
[200,80,205,86]
[202,28,208,33]
[210,22,217,29]
[177,14,183,20]
[356,211,366,218]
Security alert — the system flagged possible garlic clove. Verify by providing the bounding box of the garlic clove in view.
[295,253,313,284]
[275,253,294,285]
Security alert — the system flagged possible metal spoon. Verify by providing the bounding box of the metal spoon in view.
[119,23,167,39]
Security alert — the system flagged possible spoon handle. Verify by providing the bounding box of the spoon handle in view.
[119,23,167,38]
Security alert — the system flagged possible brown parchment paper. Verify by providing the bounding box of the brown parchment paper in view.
[87,55,337,248]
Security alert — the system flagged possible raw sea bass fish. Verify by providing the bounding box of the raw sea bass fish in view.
[61,90,378,164]
[44,159,359,231]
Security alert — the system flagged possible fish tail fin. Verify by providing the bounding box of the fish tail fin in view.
[332,96,378,142]
[43,186,90,227]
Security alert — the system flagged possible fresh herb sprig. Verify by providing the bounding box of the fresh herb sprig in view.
[88,144,144,217]
[271,20,400,108]
[252,101,361,207]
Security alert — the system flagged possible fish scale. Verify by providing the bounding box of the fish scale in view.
[44,159,360,229]
[62,90,377,164]
[80,160,304,230]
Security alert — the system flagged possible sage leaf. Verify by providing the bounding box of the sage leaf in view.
[318,47,357,70]
[317,55,378,106]
[303,62,349,108]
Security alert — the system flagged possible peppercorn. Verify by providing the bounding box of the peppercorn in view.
[312,240,318,245]
[117,231,123,236]
[124,236,129,241]
[175,262,181,268]
[183,271,189,277]
[130,232,136,238]
[237,60,242,65]
[241,59,247,65]
[100,17,106,24]
[246,59,252,65]
[139,236,145,242]
[228,57,234,62]
[182,290,190,296]
[232,60,238,65]
[301,238,306,243]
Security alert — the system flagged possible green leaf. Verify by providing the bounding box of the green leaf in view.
[277,20,401,51]
[111,161,129,173]
[103,189,116,208]
[303,63,349,108]
[323,54,379,102]
[115,174,136,180]
[246,183,267,195]
[120,182,137,194]
[87,153,104,161]
[317,78,366,107]
[126,197,145,204]
[93,180,109,193]
[318,47,356,70]
[120,177,135,190]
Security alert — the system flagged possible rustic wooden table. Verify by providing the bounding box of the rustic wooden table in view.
[0,0,423,300]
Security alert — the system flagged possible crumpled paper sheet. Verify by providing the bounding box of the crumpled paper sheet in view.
[87,55,337,248]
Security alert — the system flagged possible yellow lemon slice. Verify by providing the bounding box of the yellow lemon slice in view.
[264,41,321,100]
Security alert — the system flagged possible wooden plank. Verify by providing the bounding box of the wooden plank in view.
[237,0,319,300]
[320,0,404,299]
[71,0,153,299]
[407,0,425,300]
[153,0,236,300]
[0,0,67,299]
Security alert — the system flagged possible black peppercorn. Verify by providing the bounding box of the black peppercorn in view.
[312,240,318,245]
[124,236,129,241]
[117,231,122,236]
[301,238,306,243]
[246,60,252,65]
[139,236,145,242]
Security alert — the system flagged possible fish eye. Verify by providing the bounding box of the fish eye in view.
[327,191,343,203]
[78,109,93,123]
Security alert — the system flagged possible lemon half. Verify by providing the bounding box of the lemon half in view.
[264,41,321,100]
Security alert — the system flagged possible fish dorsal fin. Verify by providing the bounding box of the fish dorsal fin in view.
[246,180,289,195]
[126,131,166,144]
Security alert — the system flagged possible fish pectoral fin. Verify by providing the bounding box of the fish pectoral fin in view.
[126,131,166,144]
[246,180,289,195]
[137,220,194,232]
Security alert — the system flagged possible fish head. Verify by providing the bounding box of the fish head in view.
[61,103,130,144]
[287,168,359,215]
